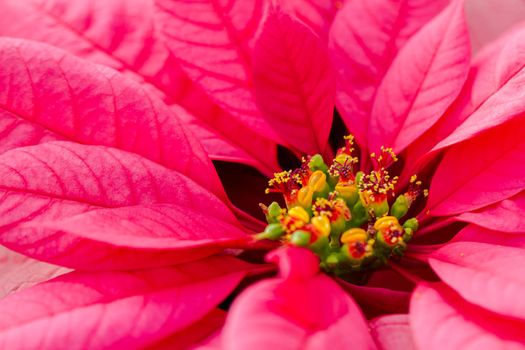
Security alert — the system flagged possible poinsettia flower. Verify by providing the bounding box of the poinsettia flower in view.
[0,0,525,349]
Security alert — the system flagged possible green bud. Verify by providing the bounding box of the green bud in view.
[325,253,340,267]
[309,154,329,173]
[370,200,389,218]
[403,228,413,241]
[391,195,409,219]
[403,217,419,232]
[291,230,311,247]
[266,202,283,223]
[310,236,330,260]
[255,223,285,240]
[348,200,368,227]
[355,171,364,185]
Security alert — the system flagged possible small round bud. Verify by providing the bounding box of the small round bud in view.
[369,200,389,218]
[309,154,329,173]
[391,194,409,219]
[335,183,358,206]
[349,200,368,227]
[403,217,419,232]
[291,230,311,247]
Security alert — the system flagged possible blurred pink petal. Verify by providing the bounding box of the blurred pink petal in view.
[253,8,334,155]
[330,0,448,147]
[338,278,411,316]
[410,283,525,349]
[369,314,416,350]
[222,248,376,350]
[368,0,470,154]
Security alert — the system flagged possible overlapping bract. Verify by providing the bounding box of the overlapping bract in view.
[0,0,524,349]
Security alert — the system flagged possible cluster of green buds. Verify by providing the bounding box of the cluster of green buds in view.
[257,136,426,277]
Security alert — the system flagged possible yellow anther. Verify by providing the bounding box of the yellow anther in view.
[374,216,402,232]
[309,170,327,192]
[341,228,368,244]
[288,206,310,223]
[335,182,357,199]
[410,175,418,183]
[311,215,331,237]
[296,170,327,208]
[297,186,313,208]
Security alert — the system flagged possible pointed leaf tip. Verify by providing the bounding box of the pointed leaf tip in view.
[368,0,470,154]
[253,8,335,155]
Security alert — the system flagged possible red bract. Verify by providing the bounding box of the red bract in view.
[0,0,524,349]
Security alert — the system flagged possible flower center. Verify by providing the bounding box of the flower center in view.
[257,136,426,279]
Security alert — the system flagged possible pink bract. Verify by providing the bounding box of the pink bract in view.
[0,0,524,349]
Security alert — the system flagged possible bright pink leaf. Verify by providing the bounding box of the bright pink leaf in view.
[369,315,416,350]
[368,0,470,154]
[433,24,525,153]
[0,256,248,349]
[281,0,344,38]
[410,283,525,349]
[253,8,335,155]
[0,0,191,103]
[0,38,226,199]
[429,242,525,320]
[452,225,525,248]
[222,247,376,350]
[428,116,525,216]
[0,246,69,299]
[403,23,525,175]
[154,0,282,144]
[329,0,448,147]
[455,192,525,232]
[0,142,246,269]
[0,0,281,174]
[148,309,225,350]
[174,105,279,176]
